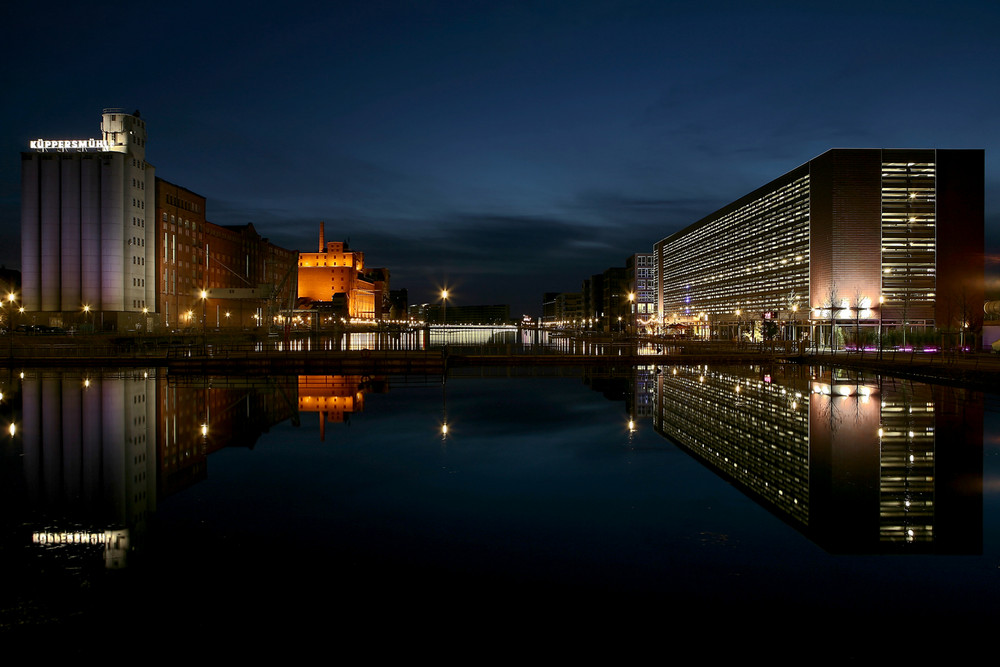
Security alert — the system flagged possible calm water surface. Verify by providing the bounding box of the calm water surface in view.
[2,365,997,656]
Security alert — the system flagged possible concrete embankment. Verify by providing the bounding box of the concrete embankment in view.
[4,336,999,390]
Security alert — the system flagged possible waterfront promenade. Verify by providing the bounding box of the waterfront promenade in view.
[2,332,998,389]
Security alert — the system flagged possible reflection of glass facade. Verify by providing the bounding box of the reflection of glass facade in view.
[877,382,936,543]
[653,364,982,553]
[654,364,811,525]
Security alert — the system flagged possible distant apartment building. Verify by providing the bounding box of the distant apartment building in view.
[582,273,603,326]
[541,292,583,325]
[654,149,984,344]
[389,288,409,320]
[601,266,630,332]
[21,109,155,331]
[541,292,560,324]
[627,252,657,331]
[556,292,584,324]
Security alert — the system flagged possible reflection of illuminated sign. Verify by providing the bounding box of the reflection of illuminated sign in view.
[32,529,127,545]
[29,138,110,151]
[32,529,130,568]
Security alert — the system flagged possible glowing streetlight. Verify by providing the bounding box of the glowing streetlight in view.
[200,290,208,335]
[440,289,449,327]
[628,292,636,336]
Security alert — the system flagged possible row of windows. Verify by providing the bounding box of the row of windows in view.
[163,193,201,213]
[881,161,936,319]
[658,175,811,319]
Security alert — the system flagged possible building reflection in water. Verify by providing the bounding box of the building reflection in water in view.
[7,370,299,569]
[651,364,983,553]
[297,375,387,439]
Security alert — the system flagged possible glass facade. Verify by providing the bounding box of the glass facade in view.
[881,159,936,324]
[654,149,983,342]
[656,172,810,327]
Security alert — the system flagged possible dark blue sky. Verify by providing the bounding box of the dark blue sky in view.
[3,0,998,315]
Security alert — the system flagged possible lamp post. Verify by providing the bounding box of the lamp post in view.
[4,292,14,338]
[628,292,635,337]
[83,304,91,333]
[440,289,449,327]
[200,289,208,337]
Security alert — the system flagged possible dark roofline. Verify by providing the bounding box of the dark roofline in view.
[155,176,207,201]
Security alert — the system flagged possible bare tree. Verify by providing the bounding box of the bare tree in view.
[850,286,869,357]
[824,281,839,354]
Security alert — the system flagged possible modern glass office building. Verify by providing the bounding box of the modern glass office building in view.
[654,149,984,346]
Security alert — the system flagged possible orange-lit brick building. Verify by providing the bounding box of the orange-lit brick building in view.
[297,223,375,319]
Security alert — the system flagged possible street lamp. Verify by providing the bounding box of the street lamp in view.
[83,304,91,332]
[440,289,449,327]
[200,289,208,336]
[628,292,635,336]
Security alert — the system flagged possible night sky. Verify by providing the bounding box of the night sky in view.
[3,1,998,316]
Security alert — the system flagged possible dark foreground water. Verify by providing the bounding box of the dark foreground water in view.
[2,365,998,657]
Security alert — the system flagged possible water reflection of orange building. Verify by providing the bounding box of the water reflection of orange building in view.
[298,375,386,439]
